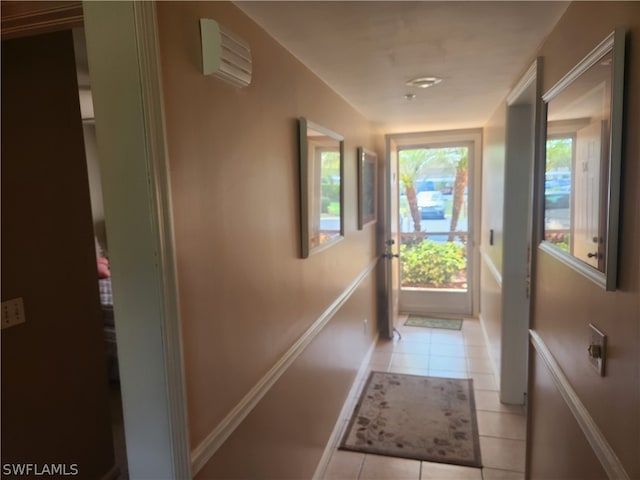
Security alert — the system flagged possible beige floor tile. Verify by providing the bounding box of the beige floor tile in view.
[397,338,433,350]
[466,356,494,374]
[396,324,433,340]
[430,331,465,346]
[461,319,482,331]
[462,332,486,346]
[358,454,421,479]
[465,345,490,359]
[391,352,430,370]
[481,468,525,480]
[470,372,498,391]
[427,369,469,379]
[398,331,433,344]
[325,315,528,480]
[323,450,365,480]
[476,411,526,440]
[369,352,393,369]
[392,340,431,355]
[386,365,431,377]
[429,355,467,373]
[375,338,397,351]
[473,390,524,415]
[420,462,482,479]
[429,343,466,357]
[479,437,526,472]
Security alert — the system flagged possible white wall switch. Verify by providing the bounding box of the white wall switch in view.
[2,297,26,329]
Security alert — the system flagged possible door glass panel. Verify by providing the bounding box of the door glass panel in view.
[398,147,469,292]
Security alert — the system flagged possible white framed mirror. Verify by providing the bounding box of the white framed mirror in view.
[298,118,344,258]
[540,29,626,291]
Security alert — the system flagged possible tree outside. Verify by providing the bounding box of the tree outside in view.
[398,146,469,289]
[398,149,429,232]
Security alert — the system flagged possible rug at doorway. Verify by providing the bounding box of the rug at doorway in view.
[405,315,463,330]
[340,372,482,468]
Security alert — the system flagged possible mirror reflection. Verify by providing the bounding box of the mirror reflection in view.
[544,48,613,272]
[300,119,344,257]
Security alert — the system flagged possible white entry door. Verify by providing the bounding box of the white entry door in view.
[383,137,401,338]
[388,131,481,317]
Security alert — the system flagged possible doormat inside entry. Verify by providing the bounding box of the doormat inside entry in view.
[405,315,463,330]
[340,372,482,468]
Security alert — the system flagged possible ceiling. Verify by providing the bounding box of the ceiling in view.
[236,1,569,133]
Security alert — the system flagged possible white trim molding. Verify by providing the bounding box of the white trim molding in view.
[191,258,379,474]
[539,242,606,290]
[132,2,193,476]
[477,313,500,382]
[507,60,537,106]
[529,330,630,480]
[480,247,502,286]
[83,2,191,478]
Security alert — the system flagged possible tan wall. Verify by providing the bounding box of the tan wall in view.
[156,2,382,476]
[480,101,507,378]
[529,2,640,478]
[1,30,114,478]
[198,273,378,479]
[528,352,608,479]
[481,103,507,274]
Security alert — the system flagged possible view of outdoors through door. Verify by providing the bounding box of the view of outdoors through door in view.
[398,146,469,292]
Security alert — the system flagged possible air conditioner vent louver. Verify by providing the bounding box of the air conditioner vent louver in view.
[200,18,252,88]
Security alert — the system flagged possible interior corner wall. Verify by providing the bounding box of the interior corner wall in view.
[528,2,640,479]
[1,30,114,478]
[480,101,507,379]
[155,2,382,477]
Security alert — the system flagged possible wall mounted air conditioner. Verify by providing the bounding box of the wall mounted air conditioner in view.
[199,18,252,88]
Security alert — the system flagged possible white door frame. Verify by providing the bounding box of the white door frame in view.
[501,59,541,404]
[83,2,191,478]
[383,136,401,338]
[388,129,482,318]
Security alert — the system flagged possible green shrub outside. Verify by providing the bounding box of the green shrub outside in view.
[400,240,466,287]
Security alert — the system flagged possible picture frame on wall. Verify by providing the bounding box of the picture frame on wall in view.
[298,118,345,258]
[357,147,377,230]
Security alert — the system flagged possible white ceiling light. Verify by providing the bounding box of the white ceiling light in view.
[406,76,442,89]
[200,18,252,87]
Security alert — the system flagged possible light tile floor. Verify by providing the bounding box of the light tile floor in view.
[321,315,526,480]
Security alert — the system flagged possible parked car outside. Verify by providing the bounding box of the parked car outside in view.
[417,191,446,219]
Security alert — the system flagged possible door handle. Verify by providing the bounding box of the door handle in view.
[587,252,599,259]
[382,253,399,259]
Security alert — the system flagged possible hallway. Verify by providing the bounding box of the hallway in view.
[320,316,526,480]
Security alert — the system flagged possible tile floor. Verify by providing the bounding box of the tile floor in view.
[321,315,526,480]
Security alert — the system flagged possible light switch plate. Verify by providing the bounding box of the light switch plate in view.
[588,323,606,376]
[2,297,26,329]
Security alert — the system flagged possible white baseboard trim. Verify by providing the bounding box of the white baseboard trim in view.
[480,247,502,287]
[529,330,630,480]
[190,258,379,475]
[477,312,500,383]
[312,332,380,480]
